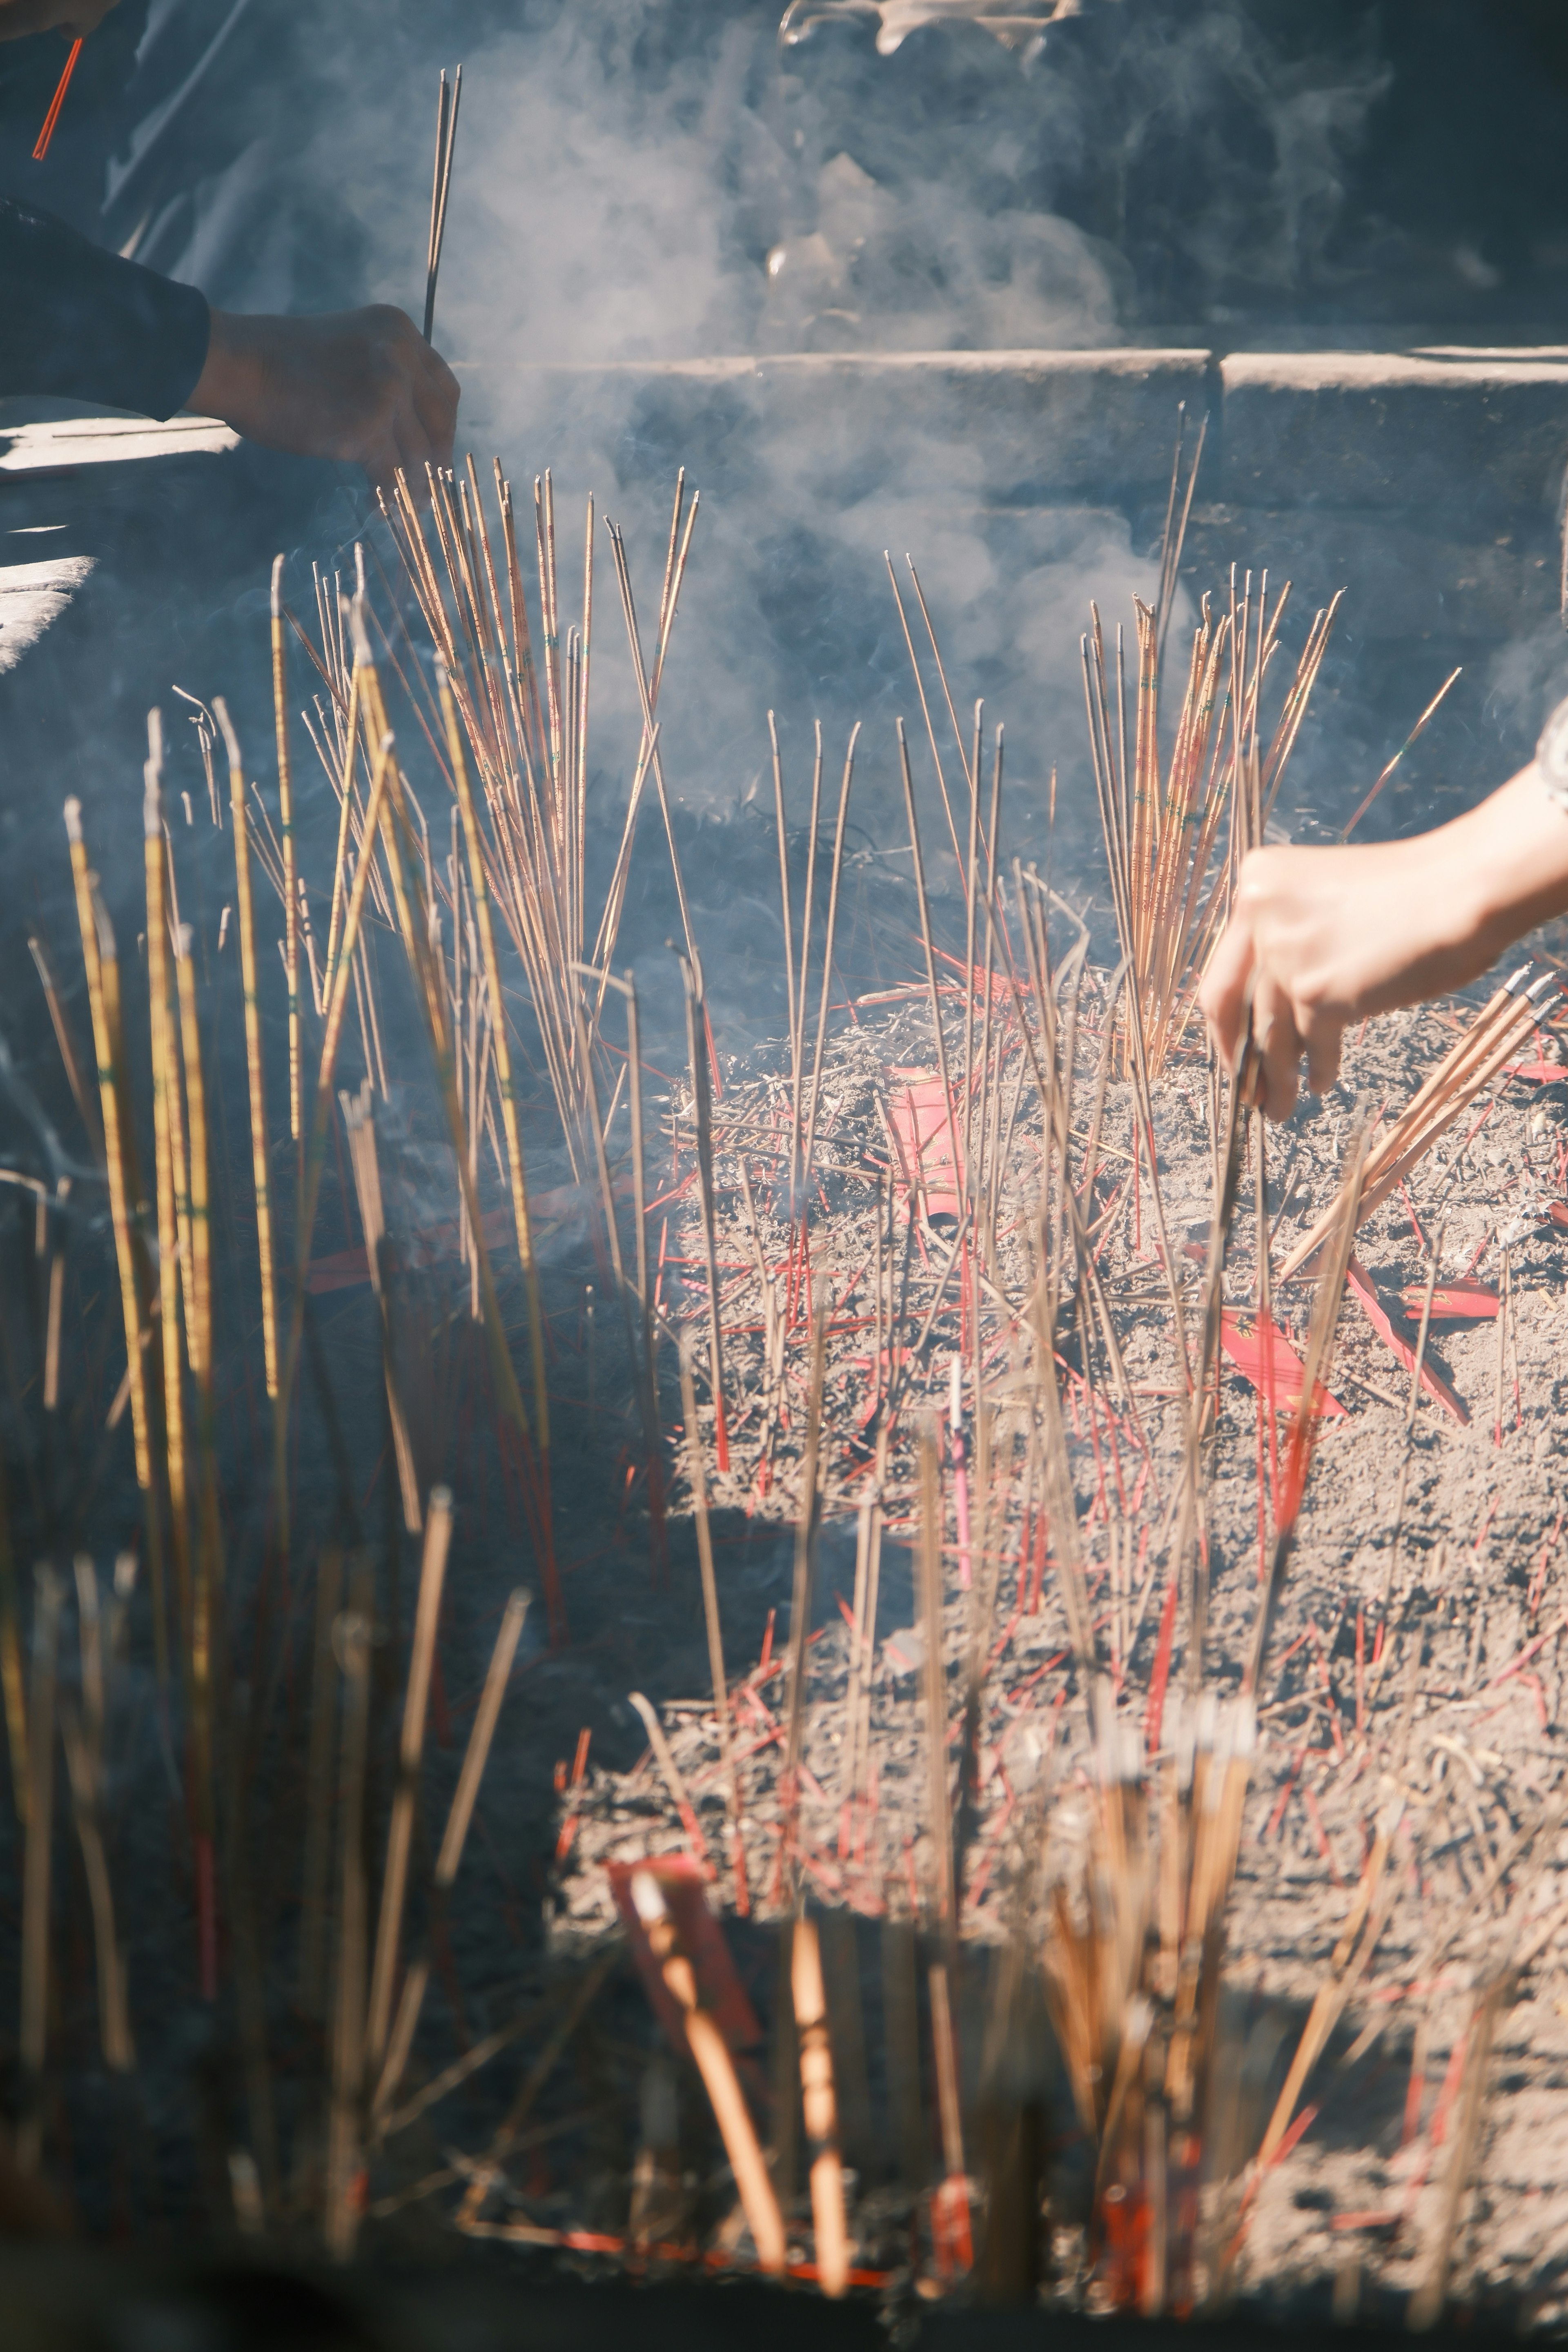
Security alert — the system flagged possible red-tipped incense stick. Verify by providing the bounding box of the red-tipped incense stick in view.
[33,38,83,163]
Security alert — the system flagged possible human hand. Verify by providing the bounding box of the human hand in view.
[0,0,119,37]
[1198,761,1568,1119]
[187,306,459,494]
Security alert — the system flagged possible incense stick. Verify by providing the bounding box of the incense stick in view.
[423,65,463,346]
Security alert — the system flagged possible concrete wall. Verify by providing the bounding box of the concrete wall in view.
[465,345,1568,652]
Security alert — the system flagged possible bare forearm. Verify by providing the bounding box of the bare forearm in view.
[1200,734,1568,1118]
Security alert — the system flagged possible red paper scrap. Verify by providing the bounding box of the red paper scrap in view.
[886,1070,964,1222]
[1504,1060,1567,1085]
[1220,1310,1345,1418]
[1398,1276,1499,1323]
[1345,1259,1470,1426]
[608,1855,762,2062]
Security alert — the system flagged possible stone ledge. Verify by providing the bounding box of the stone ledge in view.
[1220,349,1568,519]
[1147,501,1556,644]
[465,349,1214,501]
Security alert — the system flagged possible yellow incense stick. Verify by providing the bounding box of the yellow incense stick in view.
[438,659,549,1451]
[64,801,167,1688]
[213,699,278,1401]
[271,556,302,1147]
[143,719,192,1636]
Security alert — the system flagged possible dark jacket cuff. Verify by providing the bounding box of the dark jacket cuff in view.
[0,192,211,420]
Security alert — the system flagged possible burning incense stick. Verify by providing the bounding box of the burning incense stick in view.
[1340,664,1463,841]
[325,1594,372,2260]
[270,557,303,1147]
[374,1587,530,2127]
[423,65,463,345]
[782,1282,830,1862]
[630,1870,786,2271]
[679,949,730,1472]
[64,801,167,1686]
[1279,965,1561,1281]
[439,659,549,1451]
[367,1487,453,2072]
[17,1568,60,2173]
[791,1916,849,2295]
[678,1332,748,1911]
[213,700,278,1403]
[143,719,192,1634]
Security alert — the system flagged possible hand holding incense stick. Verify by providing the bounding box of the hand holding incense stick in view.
[1202,744,1568,1119]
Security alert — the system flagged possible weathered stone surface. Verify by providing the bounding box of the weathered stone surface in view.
[1221,349,1568,522]
[1158,501,1557,644]
[463,348,1214,502]
[0,555,95,677]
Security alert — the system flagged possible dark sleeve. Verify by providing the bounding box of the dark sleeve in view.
[0,192,210,420]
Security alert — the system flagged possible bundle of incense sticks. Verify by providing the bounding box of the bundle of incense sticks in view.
[1278,961,1564,1282]
[1035,1691,1254,2314]
[1082,569,1341,1082]
[381,460,700,1175]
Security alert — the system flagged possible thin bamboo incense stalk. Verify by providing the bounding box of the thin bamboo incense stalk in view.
[782,1283,830,1855]
[1245,1129,1368,1697]
[791,720,825,1210]
[299,1548,344,2016]
[213,699,278,1402]
[64,801,167,1688]
[885,554,964,881]
[425,70,449,319]
[27,933,102,1164]
[896,717,967,1224]
[143,722,192,1652]
[366,1486,453,2072]
[800,724,861,1207]
[17,1568,60,2173]
[604,519,704,983]
[270,557,302,1149]
[0,1470,26,1828]
[679,950,730,1470]
[629,1870,786,2274]
[370,727,546,1546]
[173,921,224,1853]
[841,1489,873,1834]
[60,1695,134,2074]
[918,1417,957,1939]
[373,1587,530,2125]
[438,659,549,1452]
[628,1692,710,1864]
[322,656,364,1006]
[792,1915,849,2295]
[1341,665,1463,841]
[276,725,397,1564]
[769,712,799,1082]
[677,1334,748,1913]
[325,1593,372,2261]
[423,65,461,346]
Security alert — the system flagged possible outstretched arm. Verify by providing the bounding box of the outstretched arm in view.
[1199,728,1568,1120]
[0,195,457,492]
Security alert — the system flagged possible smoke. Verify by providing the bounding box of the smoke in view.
[78,2,1405,920]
